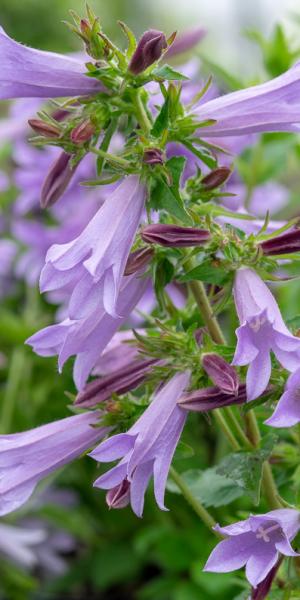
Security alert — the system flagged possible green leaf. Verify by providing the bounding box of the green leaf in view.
[182,140,217,169]
[149,157,192,223]
[168,467,244,507]
[180,262,228,285]
[152,65,189,81]
[151,96,170,137]
[216,435,277,504]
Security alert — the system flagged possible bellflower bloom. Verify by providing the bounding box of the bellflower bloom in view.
[232,268,300,400]
[0,522,47,569]
[89,371,190,517]
[0,26,104,99]
[27,273,148,390]
[204,509,300,588]
[194,63,300,137]
[0,412,109,516]
[40,176,145,317]
[265,368,300,428]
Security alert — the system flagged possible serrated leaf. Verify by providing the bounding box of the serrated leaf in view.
[149,157,192,223]
[152,65,189,81]
[180,262,228,285]
[151,96,170,137]
[168,468,244,507]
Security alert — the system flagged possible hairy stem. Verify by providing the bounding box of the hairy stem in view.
[169,467,220,536]
[214,409,240,451]
[188,279,226,345]
[133,89,152,135]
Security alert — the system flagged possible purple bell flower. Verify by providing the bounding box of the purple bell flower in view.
[0,412,109,516]
[204,509,300,588]
[89,371,190,517]
[232,268,300,400]
[0,25,104,99]
[265,367,300,428]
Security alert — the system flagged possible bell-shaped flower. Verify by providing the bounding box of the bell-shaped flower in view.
[0,26,104,99]
[265,367,300,428]
[89,371,190,517]
[0,522,47,569]
[40,176,145,317]
[232,268,300,401]
[27,273,148,390]
[204,509,300,588]
[194,62,300,137]
[0,412,109,516]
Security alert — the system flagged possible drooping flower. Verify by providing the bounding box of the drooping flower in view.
[265,368,300,428]
[204,509,300,588]
[89,371,190,517]
[40,176,145,317]
[27,273,148,390]
[0,412,109,516]
[193,62,300,137]
[232,268,300,400]
[0,26,104,99]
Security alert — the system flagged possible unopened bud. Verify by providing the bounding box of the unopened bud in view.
[201,167,231,191]
[202,353,239,396]
[128,29,167,75]
[106,479,130,509]
[143,148,164,166]
[141,224,210,248]
[41,151,77,209]
[28,119,60,139]
[75,358,160,408]
[124,247,154,276]
[260,229,300,256]
[70,119,95,144]
[178,383,247,412]
[80,19,90,40]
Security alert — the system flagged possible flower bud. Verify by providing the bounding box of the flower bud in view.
[178,383,247,412]
[201,167,232,191]
[202,353,239,396]
[141,224,211,248]
[124,247,154,276]
[128,29,167,75]
[40,151,77,209]
[194,328,204,347]
[28,119,60,139]
[143,148,164,166]
[106,480,131,509]
[70,119,95,144]
[260,229,300,256]
[75,358,160,408]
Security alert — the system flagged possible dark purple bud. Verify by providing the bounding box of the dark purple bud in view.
[141,224,211,248]
[260,229,300,256]
[128,29,168,75]
[178,383,247,412]
[106,479,131,509]
[28,119,60,139]
[164,27,206,58]
[143,148,164,166]
[75,358,160,408]
[194,328,204,347]
[41,151,77,209]
[124,247,154,276]
[70,119,95,144]
[202,167,232,191]
[202,353,239,396]
[251,559,282,600]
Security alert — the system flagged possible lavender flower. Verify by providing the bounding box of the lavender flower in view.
[265,368,300,428]
[194,63,300,136]
[204,509,300,587]
[27,274,148,390]
[40,176,145,317]
[0,26,103,99]
[232,268,300,400]
[0,412,109,516]
[89,371,190,517]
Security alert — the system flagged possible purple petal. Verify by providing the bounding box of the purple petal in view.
[204,534,253,573]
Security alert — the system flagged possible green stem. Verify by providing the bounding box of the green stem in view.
[133,89,152,135]
[214,409,240,451]
[90,147,130,168]
[169,467,220,536]
[1,348,27,433]
[224,407,253,450]
[189,278,226,345]
[244,409,261,447]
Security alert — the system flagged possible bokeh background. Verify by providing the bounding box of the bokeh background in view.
[1,1,300,599]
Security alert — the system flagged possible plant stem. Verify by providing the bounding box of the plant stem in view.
[133,89,152,134]
[244,409,261,447]
[214,409,241,451]
[90,147,130,168]
[1,347,26,433]
[189,279,226,345]
[224,407,253,450]
[169,467,220,536]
